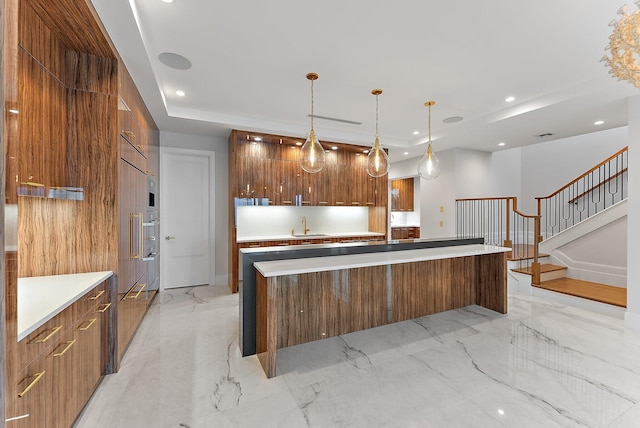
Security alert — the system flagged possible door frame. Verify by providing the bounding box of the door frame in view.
[159,147,216,291]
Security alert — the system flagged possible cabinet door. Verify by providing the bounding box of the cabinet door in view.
[74,312,103,412]
[5,357,47,428]
[46,328,78,428]
[17,50,44,193]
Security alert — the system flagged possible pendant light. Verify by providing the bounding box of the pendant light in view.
[417,101,441,180]
[299,72,326,173]
[366,89,389,177]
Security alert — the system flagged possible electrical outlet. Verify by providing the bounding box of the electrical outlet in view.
[439,221,443,227]
[439,206,444,212]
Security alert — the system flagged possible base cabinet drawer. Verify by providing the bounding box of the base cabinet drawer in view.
[5,358,47,427]
[46,328,78,428]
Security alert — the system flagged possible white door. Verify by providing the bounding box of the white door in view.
[160,148,215,289]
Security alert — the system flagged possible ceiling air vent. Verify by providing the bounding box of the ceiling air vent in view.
[307,114,362,125]
[537,133,554,138]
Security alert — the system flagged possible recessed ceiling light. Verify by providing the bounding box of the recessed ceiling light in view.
[8,109,19,114]
[403,152,409,155]
[254,136,262,141]
[176,90,186,97]
[412,131,419,135]
[505,96,515,103]
[498,142,506,147]
[594,120,604,126]
[363,150,369,154]
[162,0,174,3]
[331,146,338,150]
[295,142,303,146]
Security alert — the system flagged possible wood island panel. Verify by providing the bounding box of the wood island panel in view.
[257,250,507,378]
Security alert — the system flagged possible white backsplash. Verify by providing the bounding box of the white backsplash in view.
[236,206,370,238]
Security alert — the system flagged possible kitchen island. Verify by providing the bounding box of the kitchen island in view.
[239,237,486,356]
[252,243,509,377]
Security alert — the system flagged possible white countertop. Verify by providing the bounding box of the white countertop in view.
[237,231,384,243]
[17,271,113,341]
[254,244,510,277]
[390,224,420,228]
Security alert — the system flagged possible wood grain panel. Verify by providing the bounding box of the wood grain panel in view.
[66,50,117,93]
[256,272,268,354]
[17,48,44,187]
[475,253,507,314]
[18,0,66,83]
[368,206,387,235]
[24,0,116,58]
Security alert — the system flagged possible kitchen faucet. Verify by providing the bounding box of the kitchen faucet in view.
[301,216,310,235]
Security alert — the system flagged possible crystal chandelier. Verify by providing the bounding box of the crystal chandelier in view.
[417,101,441,180]
[299,72,326,173]
[602,2,640,88]
[366,89,389,177]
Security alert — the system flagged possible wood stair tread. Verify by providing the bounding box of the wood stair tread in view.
[512,264,567,275]
[534,277,626,308]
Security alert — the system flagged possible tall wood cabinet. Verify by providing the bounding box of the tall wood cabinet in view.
[3,0,159,426]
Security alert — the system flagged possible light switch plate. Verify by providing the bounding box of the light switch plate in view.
[439,206,444,212]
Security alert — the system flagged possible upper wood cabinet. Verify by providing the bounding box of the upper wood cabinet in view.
[391,178,415,211]
[230,130,387,208]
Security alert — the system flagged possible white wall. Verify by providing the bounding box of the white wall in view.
[160,131,229,284]
[517,127,628,213]
[489,147,522,201]
[626,96,640,330]
[558,216,627,268]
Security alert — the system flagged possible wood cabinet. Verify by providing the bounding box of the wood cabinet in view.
[391,178,415,211]
[391,226,420,240]
[115,63,159,362]
[230,131,387,208]
[4,279,111,428]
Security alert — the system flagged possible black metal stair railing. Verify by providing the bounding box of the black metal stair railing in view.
[535,146,628,240]
[455,197,515,248]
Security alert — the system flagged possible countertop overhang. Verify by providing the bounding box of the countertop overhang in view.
[254,244,511,277]
[236,231,384,243]
[18,271,114,341]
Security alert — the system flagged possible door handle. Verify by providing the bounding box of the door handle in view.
[165,236,175,240]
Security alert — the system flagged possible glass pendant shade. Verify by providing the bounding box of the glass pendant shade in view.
[417,144,441,180]
[299,129,326,173]
[418,100,440,180]
[366,88,389,177]
[366,137,389,177]
[300,72,325,173]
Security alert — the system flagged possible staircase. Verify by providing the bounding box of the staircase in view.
[456,147,628,311]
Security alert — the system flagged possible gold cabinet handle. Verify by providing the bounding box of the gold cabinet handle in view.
[96,303,111,313]
[17,371,45,397]
[52,339,76,357]
[77,318,97,331]
[127,283,146,299]
[33,326,62,343]
[21,181,45,187]
[87,290,105,300]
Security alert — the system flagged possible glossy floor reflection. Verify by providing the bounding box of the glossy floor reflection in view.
[75,285,640,428]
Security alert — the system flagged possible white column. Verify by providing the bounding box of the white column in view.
[626,94,640,330]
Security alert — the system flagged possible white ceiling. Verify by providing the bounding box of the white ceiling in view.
[90,0,638,162]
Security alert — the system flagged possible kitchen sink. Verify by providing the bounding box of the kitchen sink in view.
[292,233,328,238]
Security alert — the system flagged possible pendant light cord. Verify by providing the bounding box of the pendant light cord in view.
[310,79,314,131]
[375,93,379,139]
[428,103,432,144]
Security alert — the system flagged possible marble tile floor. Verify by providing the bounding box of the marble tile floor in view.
[74,285,640,428]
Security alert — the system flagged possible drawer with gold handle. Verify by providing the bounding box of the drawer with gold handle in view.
[32,325,62,344]
[52,339,76,357]
[126,283,146,299]
[77,318,97,331]
[17,371,46,398]
[87,290,105,300]
[95,303,111,313]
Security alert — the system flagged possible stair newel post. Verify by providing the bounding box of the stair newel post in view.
[504,197,512,258]
[531,214,541,285]
[536,197,543,243]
